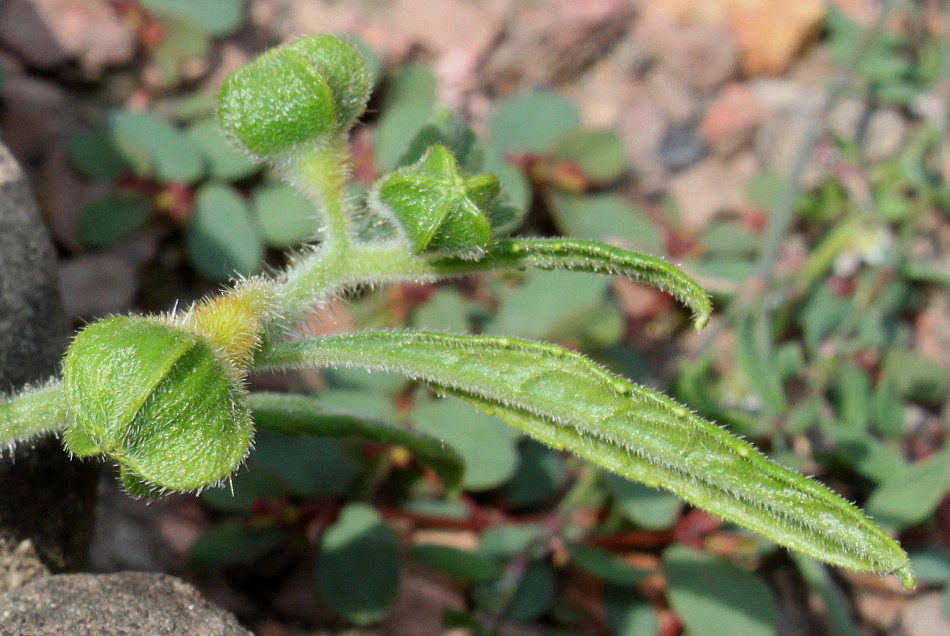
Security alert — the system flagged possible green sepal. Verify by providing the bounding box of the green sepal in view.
[287,35,372,133]
[62,316,254,493]
[371,144,496,259]
[120,465,161,499]
[218,35,370,158]
[399,107,484,173]
[62,425,100,457]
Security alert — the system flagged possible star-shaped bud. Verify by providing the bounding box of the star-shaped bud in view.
[371,144,499,259]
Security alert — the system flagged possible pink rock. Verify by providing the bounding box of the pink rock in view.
[700,83,771,156]
[615,82,669,194]
[636,6,739,91]
[387,0,501,60]
[0,0,135,75]
[669,153,758,232]
[58,253,138,318]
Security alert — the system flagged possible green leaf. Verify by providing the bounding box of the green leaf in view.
[833,362,871,432]
[400,107,484,173]
[249,430,358,498]
[871,377,904,439]
[664,545,778,636]
[483,147,532,211]
[504,439,565,508]
[190,521,287,572]
[791,554,860,636]
[317,389,396,421]
[248,392,465,494]
[866,451,950,529]
[187,118,260,181]
[604,473,681,530]
[549,130,627,183]
[108,110,204,184]
[142,0,245,36]
[316,503,400,624]
[78,196,151,249]
[149,13,211,85]
[486,270,611,340]
[201,464,288,513]
[604,586,657,636]
[411,288,472,333]
[702,222,760,257]
[830,430,906,484]
[884,349,949,407]
[411,544,502,582]
[568,543,650,585]
[504,560,556,621]
[435,238,711,330]
[549,193,664,254]
[473,560,556,621]
[67,130,127,180]
[907,549,950,586]
[413,398,519,492]
[735,315,787,415]
[251,182,320,247]
[257,330,914,587]
[489,90,580,154]
[478,524,541,559]
[746,170,784,210]
[374,64,437,173]
[186,183,263,280]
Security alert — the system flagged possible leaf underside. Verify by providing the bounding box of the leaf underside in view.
[248,391,464,493]
[257,330,913,588]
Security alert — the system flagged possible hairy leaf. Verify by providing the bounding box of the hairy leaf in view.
[257,331,913,587]
[248,392,464,494]
[435,238,712,329]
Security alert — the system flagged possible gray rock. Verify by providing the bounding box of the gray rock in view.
[0,73,76,164]
[0,572,252,635]
[0,141,98,571]
[658,123,707,173]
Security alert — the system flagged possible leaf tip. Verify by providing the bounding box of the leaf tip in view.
[893,564,916,591]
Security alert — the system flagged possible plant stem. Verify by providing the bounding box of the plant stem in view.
[0,382,69,446]
[286,136,354,250]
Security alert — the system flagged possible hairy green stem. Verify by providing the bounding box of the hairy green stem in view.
[272,237,712,336]
[0,382,70,446]
[283,136,355,248]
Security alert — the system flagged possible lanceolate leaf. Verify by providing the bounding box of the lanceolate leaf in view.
[434,238,712,330]
[257,331,913,587]
[248,392,464,494]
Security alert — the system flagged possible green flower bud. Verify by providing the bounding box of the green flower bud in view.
[218,35,371,158]
[62,316,254,496]
[370,144,497,259]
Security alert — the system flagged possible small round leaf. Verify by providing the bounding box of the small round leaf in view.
[316,503,400,624]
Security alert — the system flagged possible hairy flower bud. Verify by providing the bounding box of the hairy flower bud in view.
[61,300,264,496]
[370,144,498,259]
[218,34,371,158]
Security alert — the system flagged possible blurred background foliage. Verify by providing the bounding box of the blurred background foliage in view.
[1,0,949,634]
